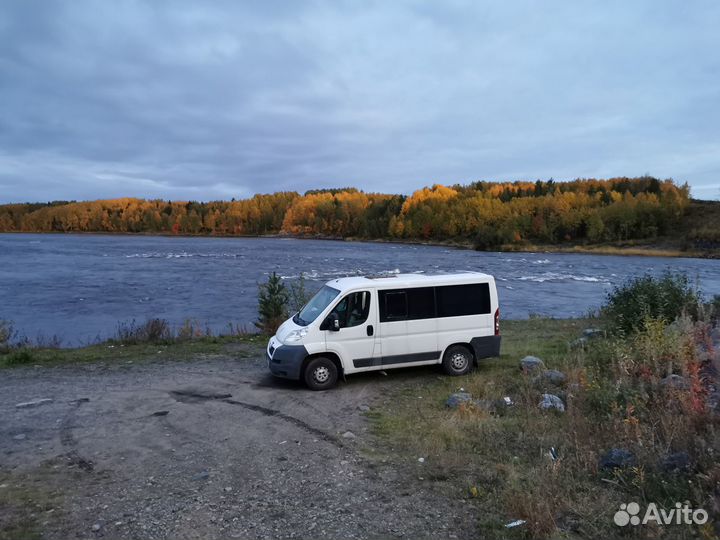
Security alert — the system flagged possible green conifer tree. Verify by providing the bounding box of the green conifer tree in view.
[255,272,289,334]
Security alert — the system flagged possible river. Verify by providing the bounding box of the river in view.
[1,233,718,345]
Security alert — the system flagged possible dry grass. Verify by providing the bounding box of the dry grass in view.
[368,317,720,539]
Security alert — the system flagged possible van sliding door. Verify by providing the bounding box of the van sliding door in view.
[378,287,439,367]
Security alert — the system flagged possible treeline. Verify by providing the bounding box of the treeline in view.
[0,177,694,249]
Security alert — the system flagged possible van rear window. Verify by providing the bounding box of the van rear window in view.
[436,283,491,317]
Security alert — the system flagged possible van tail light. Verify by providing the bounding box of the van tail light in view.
[494,308,500,336]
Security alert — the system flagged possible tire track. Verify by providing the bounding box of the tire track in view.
[169,390,342,448]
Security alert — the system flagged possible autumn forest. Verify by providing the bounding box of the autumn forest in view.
[0,177,717,252]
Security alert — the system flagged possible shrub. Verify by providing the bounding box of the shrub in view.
[255,272,289,334]
[115,318,172,344]
[5,348,35,366]
[709,295,720,322]
[226,322,250,336]
[602,272,700,335]
[177,319,209,341]
[0,319,14,352]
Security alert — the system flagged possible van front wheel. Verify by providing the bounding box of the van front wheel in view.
[442,345,473,376]
[304,357,339,391]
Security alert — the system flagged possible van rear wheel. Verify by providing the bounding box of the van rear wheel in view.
[304,357,339,391]
[442,345,473,376]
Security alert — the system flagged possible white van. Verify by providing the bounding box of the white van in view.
[266,272,501,390]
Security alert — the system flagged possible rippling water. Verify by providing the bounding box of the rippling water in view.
[1,233,718,345]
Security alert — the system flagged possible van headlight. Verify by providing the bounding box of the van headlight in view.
[284,328,308,343]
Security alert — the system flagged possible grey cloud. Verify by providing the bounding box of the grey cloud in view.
[0,0,718,203]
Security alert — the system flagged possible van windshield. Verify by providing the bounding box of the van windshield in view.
[294,285,340,326]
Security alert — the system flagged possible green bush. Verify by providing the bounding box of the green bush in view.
[602,272,700,335]
[5,349,36,366]
[255,272,289,334]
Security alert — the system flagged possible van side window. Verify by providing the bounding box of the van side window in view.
[331,291,371,328]
[380,287,435,322]
[436,283,491,317]
[380,291,407,321]
[407,287,435,319]
[379,283,491,322]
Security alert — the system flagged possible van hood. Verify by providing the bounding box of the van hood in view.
[275,317,303,345]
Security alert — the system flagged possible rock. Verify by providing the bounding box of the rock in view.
[569,337,588,350]
[342,431,356,440]
[708,390,720,412]
[711,326,720,349]
[599,448,636,470]
[583,328,604,339]
[192,471,210,481]
[536,369,567,386]
[445,392,473,408]
[91,523,101,532]
[660,374,690,390]
[357,404,370,412]
[15,398,53,409]
[473,399,497,413]
[12,434,26,441]
[661,451,691,473]
[520,356,545,373]
[538,393,565,412]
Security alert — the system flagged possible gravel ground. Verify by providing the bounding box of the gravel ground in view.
[1,342,480,539]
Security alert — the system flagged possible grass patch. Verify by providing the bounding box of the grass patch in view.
[0,475,58,540]
[0,334,266,369]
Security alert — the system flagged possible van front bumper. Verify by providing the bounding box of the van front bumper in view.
[266,338,308,380]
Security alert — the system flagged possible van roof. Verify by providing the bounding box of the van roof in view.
[325,272,494,291]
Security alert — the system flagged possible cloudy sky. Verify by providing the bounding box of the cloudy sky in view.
[1,1,718,203]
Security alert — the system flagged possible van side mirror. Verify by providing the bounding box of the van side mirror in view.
[321,312,340,332]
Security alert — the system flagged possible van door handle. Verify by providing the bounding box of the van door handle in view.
[367,325,374,336]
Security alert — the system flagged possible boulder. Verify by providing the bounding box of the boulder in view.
[520,356,545,373]
[569,337,588,350]
[535,369,567,386]
[599,448,636,470]
[660,451,691,473]
[445,392,473,409]
[583,328,604,339]
[538,393,565,412]
[660,374,690,390]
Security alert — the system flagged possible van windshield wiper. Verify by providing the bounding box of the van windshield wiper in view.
[293,312,307,326]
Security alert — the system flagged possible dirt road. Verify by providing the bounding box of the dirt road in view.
[1,342,479,539]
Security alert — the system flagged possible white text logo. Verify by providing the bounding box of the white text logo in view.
[614,502,708,526]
